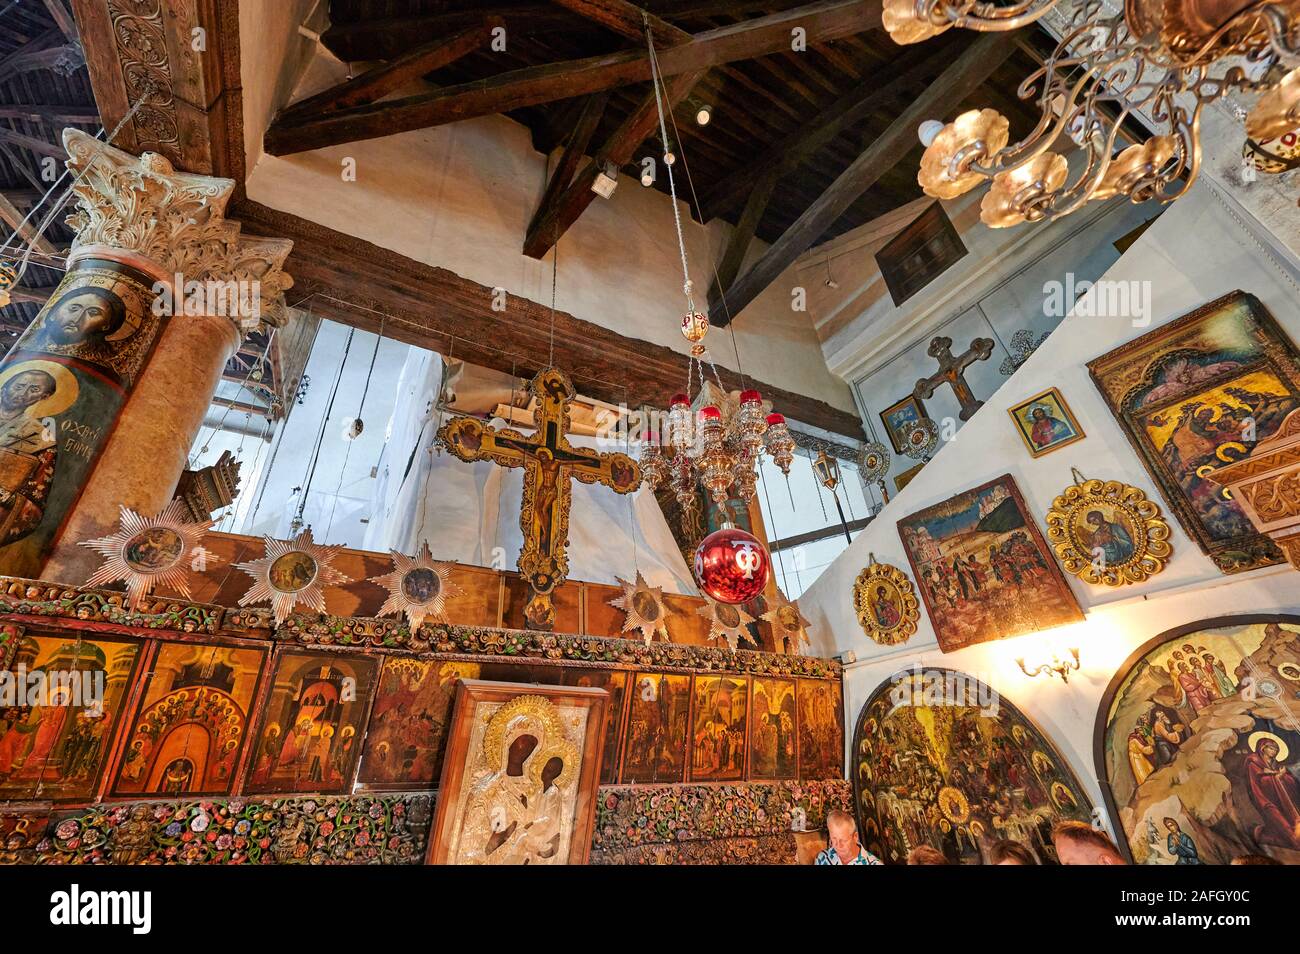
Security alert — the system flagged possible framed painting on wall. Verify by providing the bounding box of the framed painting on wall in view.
[874,201,968,306]
[797,679,844,780]
[895,461,925,492]
[879,395,929,455]
[689,675,748,782]
[426,679,607,865]
[113,639,268,797]
[620,671,690,783]
[0,630,142,802]
[1006,387,1085,458]
[1087,290,1300,574]
[356,658,481,790]
[853,667,1094,864]
[245,649,378,795]
[748,676,797,780]
[1095,615,1300,864]
[897,473,1085,652]
[561,667,628,784]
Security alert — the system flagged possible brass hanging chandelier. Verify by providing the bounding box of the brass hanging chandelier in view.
[887,0,1300,227]
[636,23,796,515]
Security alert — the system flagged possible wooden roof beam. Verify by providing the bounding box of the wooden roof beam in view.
[42,0,80,40]
[319,6,587,61]
[699,42,952,220]
[264,0,883,157]
[708,31,1019,324]
[278,20,500,124]
[233,198,865,439]
[526,91,610,244]
[0,190,58,257]
[706,166,777,318]
[522,68,704,258]
[0,103,97,125]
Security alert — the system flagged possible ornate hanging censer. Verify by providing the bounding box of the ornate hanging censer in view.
[891,0,1300,227]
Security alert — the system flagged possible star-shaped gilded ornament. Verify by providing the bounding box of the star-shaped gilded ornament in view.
[697,596,757,651]
[369,543,464,631]
[233,529,352,624]
[762,587,812,654]
[608,571,670,645]
[79,500,218,610]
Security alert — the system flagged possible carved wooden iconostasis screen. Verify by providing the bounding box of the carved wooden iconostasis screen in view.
[0,580,848,865]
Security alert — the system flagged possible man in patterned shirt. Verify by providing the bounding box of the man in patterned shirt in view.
[815,810,883,865]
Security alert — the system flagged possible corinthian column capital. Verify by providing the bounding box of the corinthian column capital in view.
[61,128,294,331]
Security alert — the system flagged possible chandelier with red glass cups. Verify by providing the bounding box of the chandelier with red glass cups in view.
[633,27,793,605]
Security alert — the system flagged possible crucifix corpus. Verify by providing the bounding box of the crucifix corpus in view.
[438,367,641,631]
[913,335,995,421]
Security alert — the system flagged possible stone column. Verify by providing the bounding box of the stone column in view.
[0,128,292,584]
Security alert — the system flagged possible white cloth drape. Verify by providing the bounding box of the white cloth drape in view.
[365,350,695,593]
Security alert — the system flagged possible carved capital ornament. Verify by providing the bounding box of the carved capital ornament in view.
[61,129,294,333]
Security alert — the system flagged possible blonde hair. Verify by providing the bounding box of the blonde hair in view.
[826,809,856,831]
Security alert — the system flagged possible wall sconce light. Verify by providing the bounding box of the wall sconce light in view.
[1016,647,1081,684]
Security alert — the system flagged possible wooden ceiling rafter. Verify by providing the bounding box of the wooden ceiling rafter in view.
[263,0,884,156]
[278,18,502,123]
[699,40,954,221]
[708,30,1021,324]
[522,65,705,258]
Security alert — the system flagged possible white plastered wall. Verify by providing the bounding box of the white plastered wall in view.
[797,181,1300,832]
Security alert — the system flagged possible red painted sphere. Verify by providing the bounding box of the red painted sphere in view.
[699,404,722,420]
[739,388,762,404]
[693,527,770,604]
[765,412,786,426]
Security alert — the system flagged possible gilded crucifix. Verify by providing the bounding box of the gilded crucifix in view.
[438,367,641,630]
[913,335,995,421]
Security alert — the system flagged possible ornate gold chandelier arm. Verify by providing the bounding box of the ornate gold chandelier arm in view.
[919,0,1061,31]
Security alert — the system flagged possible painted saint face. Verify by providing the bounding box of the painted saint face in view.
[44,291,123,344]
[0,370,55,413]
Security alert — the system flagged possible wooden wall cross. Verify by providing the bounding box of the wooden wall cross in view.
[912,335,995,421]
[438,367,641,631]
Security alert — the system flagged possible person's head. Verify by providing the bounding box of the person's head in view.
[1230,853,1281,865]
[0,369,55,414]
[1163,817,1181,834]
[1257,738,1280,762]
[907,845,948,865]
[826,810,860,860]
[1051,821,1126,865]
[988,840,1036,865]
[43,287,126,344]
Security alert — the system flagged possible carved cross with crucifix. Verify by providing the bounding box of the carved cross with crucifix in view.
[438,367,641,631]
[913,335,995,421]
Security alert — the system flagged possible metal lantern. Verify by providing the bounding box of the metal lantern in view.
[812,449,842,491]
